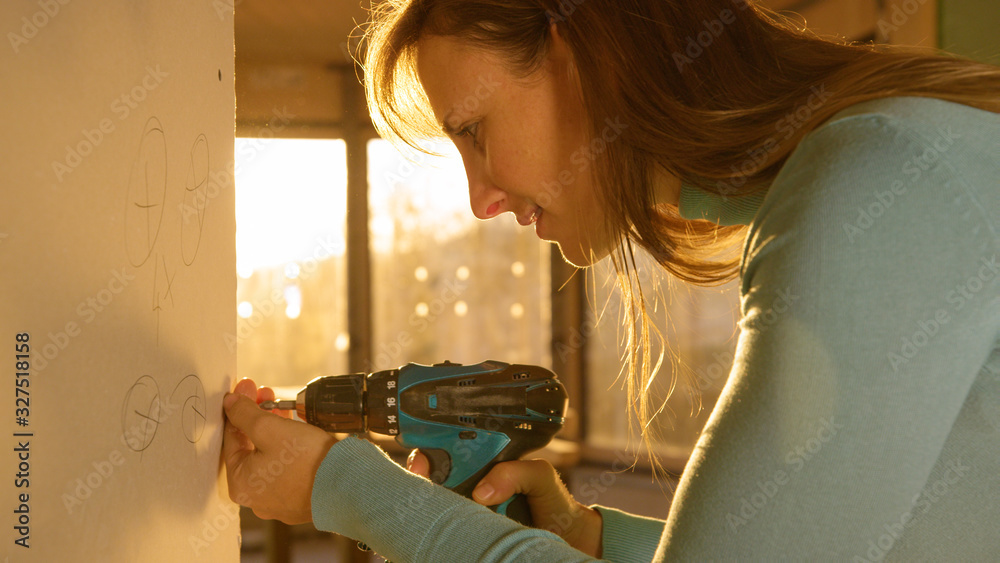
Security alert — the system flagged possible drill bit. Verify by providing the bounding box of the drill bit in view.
[259,400,296,410]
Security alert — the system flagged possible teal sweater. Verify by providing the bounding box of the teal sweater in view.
[311,97,1000,561]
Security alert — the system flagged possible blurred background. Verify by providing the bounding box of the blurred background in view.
[231,0,998,560]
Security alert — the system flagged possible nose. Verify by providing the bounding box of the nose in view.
[463,159,506,220]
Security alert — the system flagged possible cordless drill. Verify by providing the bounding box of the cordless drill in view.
[260,360,569,526]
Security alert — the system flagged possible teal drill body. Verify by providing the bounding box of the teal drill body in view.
[272,360,569,525]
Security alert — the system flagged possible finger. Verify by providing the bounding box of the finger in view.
[233,378,258,398]
[221,417,256,502]
[257,386,275,404]
[407,450,429,478]
[223,391,284,449]
[222,390,258,460]
[473,459,561,505]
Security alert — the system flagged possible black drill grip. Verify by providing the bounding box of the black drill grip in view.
[494,493,532,527]
[422,448,534,527]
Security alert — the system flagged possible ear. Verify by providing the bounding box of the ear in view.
[546,21,579,82]
[548,21,568,59]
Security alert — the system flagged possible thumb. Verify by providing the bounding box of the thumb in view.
[223,391,280,447]
[472,459,560,505]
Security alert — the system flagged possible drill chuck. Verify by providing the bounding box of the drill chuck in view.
[294,369,401,435]
[295,373,366,432]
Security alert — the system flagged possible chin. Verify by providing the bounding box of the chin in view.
[555,241,610,268]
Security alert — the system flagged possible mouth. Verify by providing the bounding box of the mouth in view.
[516,206,542,227]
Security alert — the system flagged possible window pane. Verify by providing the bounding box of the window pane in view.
[585,252,740,458]
[368,140,551,372]
[234,138,349,388]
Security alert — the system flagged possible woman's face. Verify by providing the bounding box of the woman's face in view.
[415,31,612,267]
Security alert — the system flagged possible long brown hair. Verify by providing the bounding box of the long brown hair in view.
[362,0,1000,459]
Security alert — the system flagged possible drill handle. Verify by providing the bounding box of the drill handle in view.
[424,448,534,527]
[495,494,532,526]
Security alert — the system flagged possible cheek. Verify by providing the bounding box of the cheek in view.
[493,95,572,191]
[487,136,549,194]
[575,177,614,249]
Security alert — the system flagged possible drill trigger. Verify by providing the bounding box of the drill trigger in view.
[423,448,452,485]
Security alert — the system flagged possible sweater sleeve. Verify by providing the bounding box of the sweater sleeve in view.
[312,437,605,563]
[593,505,666,563]
[656,111,1000,559]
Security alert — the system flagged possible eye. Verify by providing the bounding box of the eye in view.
[457,122,481,149]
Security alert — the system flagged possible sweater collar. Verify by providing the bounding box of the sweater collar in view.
[677,183,767,226]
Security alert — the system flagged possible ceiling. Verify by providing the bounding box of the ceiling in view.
[233,0,838,68]
[235,0,374,66]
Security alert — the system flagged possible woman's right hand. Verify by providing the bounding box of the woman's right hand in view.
[406,450,603,558]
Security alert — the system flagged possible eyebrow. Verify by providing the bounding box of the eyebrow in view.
[440,111,459,136]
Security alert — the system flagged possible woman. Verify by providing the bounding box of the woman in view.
[223,0,1000,559]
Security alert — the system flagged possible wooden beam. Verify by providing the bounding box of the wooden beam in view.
[343,73,373,374]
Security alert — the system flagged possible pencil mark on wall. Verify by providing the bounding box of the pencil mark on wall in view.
[181,133,209,266]
[121,375,162,456]
[121,374,206,456]
[124,117,167,268]
[122,115,211,344]
[172,374,207,444]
